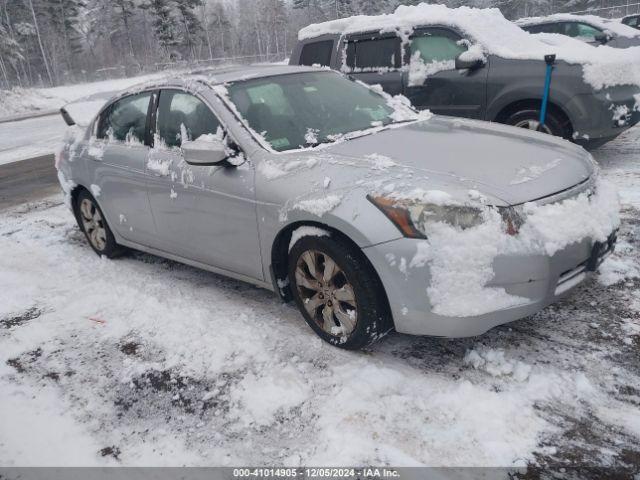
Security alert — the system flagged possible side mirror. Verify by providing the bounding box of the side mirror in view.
[595,32,611,44]
[182,138,229,166]
[455,54,485,71]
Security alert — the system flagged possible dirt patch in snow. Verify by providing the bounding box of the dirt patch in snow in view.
[1,306,42,329]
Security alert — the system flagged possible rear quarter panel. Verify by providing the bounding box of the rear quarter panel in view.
[485,57,591,122]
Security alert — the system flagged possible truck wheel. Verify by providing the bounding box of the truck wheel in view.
[504,109,569,139]
[288,234,392,350]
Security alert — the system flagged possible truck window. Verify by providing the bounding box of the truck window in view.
[410,34,467,64]
[300,40,334,67]
[345,36,401,70]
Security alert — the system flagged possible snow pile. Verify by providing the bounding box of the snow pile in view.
[518,179,620,256]
[408,55,454,87]
[304,128,319,145]
[289,226,330,251]
[365,83,432,124]
[258,158,320,180]
[56,170,77,209]
[409,208,530,317]
[517,14,640,39]
[87,138,106,160]
[404,178,619,317]
[146,153,172,177]
[299,3,640,90]
[229,366,311,427]
[464,346,532,382]
[510,159,562,185]
[289,195,343,219]
[364,153,397,170]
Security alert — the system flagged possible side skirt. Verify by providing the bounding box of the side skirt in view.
[116,237,275,292]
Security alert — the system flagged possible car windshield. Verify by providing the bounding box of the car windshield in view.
[226,72,408,152]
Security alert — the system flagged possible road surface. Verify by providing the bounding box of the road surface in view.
[0,154,58,210]
[0,115,67,167]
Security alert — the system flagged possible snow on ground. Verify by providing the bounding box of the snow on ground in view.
[0,115,68,166]
[0,73,168,119]
[0,129,639,470]
[0,73,169,166]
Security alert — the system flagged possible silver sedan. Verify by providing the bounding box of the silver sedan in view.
[57,65,618,349]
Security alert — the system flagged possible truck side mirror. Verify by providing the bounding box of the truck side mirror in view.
[455,54,485,71]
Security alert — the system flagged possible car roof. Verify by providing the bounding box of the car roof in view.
[182,64,319,84]
[110,64,323,102]
[132,64,320,91]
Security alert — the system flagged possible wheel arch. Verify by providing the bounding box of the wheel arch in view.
[270,221,391,318]
[494,98,574,138]
[70,183,89,209]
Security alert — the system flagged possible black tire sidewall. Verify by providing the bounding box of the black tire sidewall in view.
[288,235,391,350]
[505,109,566,138]
[74,190,121,258]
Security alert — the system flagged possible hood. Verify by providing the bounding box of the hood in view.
[316,117,594,206]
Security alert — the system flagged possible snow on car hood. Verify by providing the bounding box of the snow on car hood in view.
[299,4,640,90]
[319,117,594,206]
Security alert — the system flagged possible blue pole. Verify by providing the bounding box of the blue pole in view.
[539,54,556,130]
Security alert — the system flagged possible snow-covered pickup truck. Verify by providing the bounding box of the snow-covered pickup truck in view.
[289,4,640,148]
[57,65,619,349]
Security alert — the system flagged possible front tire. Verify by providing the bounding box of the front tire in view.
[74,189,122,258]
[288,234,392,350]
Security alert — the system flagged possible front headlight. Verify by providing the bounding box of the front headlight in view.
[368,195,485,239]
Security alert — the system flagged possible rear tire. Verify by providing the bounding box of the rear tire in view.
[73,189,123,258]
[503,108,570,139]
[288,234,392,350]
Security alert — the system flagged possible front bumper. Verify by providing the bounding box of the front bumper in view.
[363,231,617,338]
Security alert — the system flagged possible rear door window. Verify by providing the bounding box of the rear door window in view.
[97,92,151,143]
[299,40,334,67]
[156,90,221,148]
[345,36,401,70]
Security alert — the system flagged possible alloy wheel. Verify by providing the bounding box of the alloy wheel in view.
[294,249,358,336]
[514,119,553,135]
[79,198,107,251]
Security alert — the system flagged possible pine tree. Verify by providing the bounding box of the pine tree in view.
[172,0,203,59]
[0,24,24,88]
[141,0,180,55]
[113,0,137,59]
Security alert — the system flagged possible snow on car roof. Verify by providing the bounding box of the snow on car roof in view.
[516,13,640,38]
[185,64,319,84]
[298,3,640,90]
[112,65,319,100]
